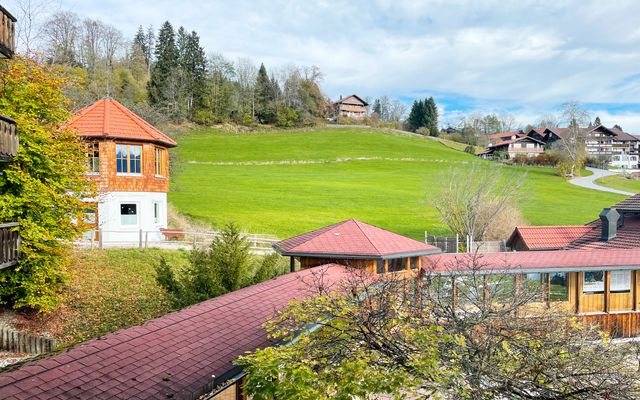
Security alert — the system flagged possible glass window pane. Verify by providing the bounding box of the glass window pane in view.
[410,257,418,270]
[376,259,384,274]
[120,204,138,225]
[388,258,406,273]
[550,273,568,302]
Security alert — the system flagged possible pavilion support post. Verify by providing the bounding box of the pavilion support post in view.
[483,275,489,305]
[451,276,458,311]
[604,271,610,313]
[545,273,551,309]
[633,271,638,312]
[575,272,582,314]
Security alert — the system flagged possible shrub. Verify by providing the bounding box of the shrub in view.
[416,127,430,136]
[276,107,299,127]
[155,223,286,308]
[464,145,476,155]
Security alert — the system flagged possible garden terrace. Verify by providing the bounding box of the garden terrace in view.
[0,115,18,162]
[0,5,16,59]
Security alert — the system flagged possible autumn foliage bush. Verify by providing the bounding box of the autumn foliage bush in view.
[0,56,95,312]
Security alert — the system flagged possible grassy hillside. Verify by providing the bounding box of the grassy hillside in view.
[595,175,640,193]
[169,127,624,239]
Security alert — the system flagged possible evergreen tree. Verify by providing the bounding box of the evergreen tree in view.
[255,63,276,123]
[407,99,424,132]
[145,25,155,73]
[614,124,623,130]
[148,21,177,106]
[425,97,439,136]
[594,116,601,126]
[372,98,382,117]
[133,26,148,66]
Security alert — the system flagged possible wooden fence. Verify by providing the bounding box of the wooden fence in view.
[0,327,56,354]
[0,222,19,269]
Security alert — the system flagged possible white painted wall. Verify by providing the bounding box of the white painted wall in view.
[96,191,167,243]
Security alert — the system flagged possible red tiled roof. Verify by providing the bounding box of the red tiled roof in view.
[423,248,640,274]
[274,219,440,258]
[567,217,640,250]
[506,226,594,250]
[68,98,177,147]
[613,194,640,212]
[0,265,349,400]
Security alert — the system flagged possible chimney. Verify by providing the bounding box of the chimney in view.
[599,208,620,241]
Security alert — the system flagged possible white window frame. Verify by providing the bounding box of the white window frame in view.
[120,202,140,227]
[116,144,143,176]
[610,270,631,293]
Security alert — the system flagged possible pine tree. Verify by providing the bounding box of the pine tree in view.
[256,63,276,123]
[372,98,382,117]
[407,99,424,132]
[133,26,148,66]
[425,97,439,136]
[614,124,623,131]
[594,116,601,126]
[148,21,177,106]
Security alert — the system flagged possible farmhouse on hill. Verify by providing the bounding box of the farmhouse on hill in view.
[333,94,368,119]
[68,98,177,244]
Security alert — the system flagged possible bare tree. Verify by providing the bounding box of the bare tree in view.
[431,163,526,245]
[42,11,80,65]
[79,18,105,75]
[14,0,54,53]
[235,58,257,117]
[536,113,560,129]
[389,99,408,125]
[556,101,590,177]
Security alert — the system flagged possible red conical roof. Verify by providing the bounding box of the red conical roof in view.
[275,219,440,258]
[68,98,177,147]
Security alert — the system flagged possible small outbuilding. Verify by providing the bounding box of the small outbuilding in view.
[274,219,441,274]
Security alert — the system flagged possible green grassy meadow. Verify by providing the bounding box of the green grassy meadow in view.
[169,127,624,239]
[595,175,640,194]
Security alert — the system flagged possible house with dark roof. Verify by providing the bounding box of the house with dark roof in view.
[273,219,441,274]
[68,98,177,243]
[480,135,546,159]
[333,94,368,119]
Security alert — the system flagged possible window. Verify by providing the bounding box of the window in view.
[376,259,385,274]
[116,144,142,174]
[120,203,138,226]
[550,272,568,301]
[388,258,406,273]
[87,142,99,173]
[155,147,166,176]
[153,202,160,224]
[410,257,418,270]
[583,271,604,294]
[610,270,631,293]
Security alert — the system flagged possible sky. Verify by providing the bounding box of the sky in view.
[6,0,640,131]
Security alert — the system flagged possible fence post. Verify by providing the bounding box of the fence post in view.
[145,232,149,248]
[139,229,143,249]
[98,229,103,249]
[456,234,459,253]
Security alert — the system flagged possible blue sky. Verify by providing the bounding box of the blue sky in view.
[6,0,640,131]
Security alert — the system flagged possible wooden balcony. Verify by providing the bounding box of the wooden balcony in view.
[0,115,18,162]
[0,223,19,270]
[0,5,16,59]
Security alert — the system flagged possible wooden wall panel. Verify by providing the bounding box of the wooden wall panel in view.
[610,292,633,311]
[581,312,640,338]
[87,140,170,193]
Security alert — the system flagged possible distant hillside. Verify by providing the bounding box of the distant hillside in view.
[169,126,623,239]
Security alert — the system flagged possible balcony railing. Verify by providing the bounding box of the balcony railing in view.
[0,115,18,162]
[0,223,19,269]
[0,5,16,59]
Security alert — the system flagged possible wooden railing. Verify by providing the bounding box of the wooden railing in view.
[0,5,16,59]
[0,222,20,269]
[0,115,18,162]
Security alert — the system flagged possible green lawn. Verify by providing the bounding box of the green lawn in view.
[12,249,191,347]
[595,175,640,193]
[169,127,624,239]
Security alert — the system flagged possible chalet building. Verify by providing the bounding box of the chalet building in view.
[485,130,524,147]
[333,94,368,119]
[68,98,177,243]
[0,5,19,271]
[274,219,441,273]
[480,135,545,159]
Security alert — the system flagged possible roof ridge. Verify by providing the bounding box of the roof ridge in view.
[352,219,384,256]
[103,99,110,134]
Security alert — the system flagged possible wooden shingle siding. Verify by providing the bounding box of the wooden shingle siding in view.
[0,5,16,59]
[88,141,170,193]
[0,116,18,162]
[0,222,19,269]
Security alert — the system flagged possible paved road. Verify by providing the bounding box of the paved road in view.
[569,167,634,196]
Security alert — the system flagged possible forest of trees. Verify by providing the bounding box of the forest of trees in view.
[37,11,328,127]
